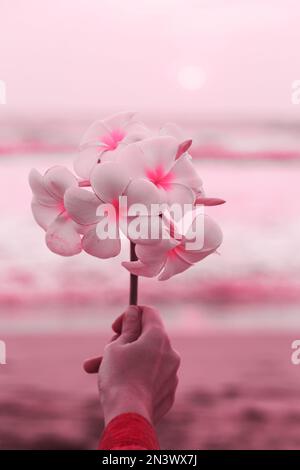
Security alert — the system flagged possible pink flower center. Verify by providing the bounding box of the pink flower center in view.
[112,198,120,218]
[101,128,126,150]
[57,201,70,220]
[167,245,186,261]
[145,165,174,190]
[57,201,66,214]
[168,247,178,258]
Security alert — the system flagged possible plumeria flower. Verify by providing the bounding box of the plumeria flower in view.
[159,122,199,168]
[29,166,83,256]
[63,186,120,259]
[160,121,192,143]
[114,135,204,208]
[74,111,150,181]
[29,114,224,289]
[64,160,162,258]
[160,123,225,207]
[122,214,222,281]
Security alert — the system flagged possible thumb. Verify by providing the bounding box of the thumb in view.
[117,306,141,344]
[83,356,102,374]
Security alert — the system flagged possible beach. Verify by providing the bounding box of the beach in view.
[1,328,300,450]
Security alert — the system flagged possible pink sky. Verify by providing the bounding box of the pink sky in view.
[1,0,300,118]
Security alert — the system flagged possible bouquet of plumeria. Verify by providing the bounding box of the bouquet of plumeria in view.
[29,112,224,304]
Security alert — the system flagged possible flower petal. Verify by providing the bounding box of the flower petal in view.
[175,140,192,159]
[118,136,179,179]
[166,183,195,208]
[103,111,136,132]
[188,214,223,250]
[74,146,102,179]
[124,215,164,245]
[178,215,223,263]
[79,111,146,170]
[114,142,145,178]
[122,122,152,143]
[31,198,60,230]
[80,120,111,148]
[170,154,203,193]
[135,237,177,264]
[126,178,162,213]
[82,226,121,259]
[195,197,226,206]
[44,166,77,200]
[175,245,216,264]
[64,187,102,225]
[160,122,189,141]
[98,147,123,163]
[158,252,192,281]
[138,136,178,175]
[122,260,164,278]
[90,161,130,203]
[46,214,82,256]
[29,169,57,206]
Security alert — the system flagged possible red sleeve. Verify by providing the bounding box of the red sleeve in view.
[98,413,160,450]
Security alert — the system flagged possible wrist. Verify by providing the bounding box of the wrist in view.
[101,385,152,426]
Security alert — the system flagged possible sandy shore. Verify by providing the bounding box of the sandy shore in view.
[1,331,300,450]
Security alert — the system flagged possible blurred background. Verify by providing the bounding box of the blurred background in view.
[1,0,300,450]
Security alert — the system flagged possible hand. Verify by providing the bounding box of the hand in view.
[84,305,180,426]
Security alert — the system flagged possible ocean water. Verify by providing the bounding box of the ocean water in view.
[0,151,299,332]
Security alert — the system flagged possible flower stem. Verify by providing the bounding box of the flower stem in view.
[129,241,138,305]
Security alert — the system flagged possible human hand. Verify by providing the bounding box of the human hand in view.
[83,306,180,426]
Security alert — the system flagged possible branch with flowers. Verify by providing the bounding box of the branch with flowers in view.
[29,112,224,306]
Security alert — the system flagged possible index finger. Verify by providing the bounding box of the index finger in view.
[139,305,165,334]
[112,313,124,334]
[112,305,142,334]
